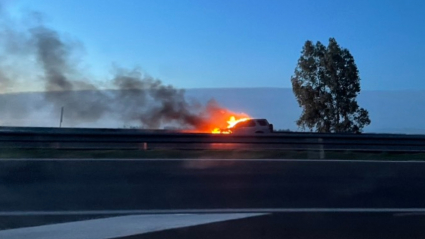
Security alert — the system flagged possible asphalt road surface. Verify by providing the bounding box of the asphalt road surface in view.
[2,158,425,238]
[120,212,425,239]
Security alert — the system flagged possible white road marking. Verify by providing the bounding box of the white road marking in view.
[0,213,266,239]
[1,158,425,163]
[3,208,425,216]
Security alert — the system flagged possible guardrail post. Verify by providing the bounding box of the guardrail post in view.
[140,142,148,151]
[319,138,324,159]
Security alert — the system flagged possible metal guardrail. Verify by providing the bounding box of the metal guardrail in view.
[1,126,425,152]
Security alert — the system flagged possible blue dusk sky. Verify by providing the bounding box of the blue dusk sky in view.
[5,0,425,90]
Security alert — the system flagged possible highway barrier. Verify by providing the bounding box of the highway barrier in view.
[1,126,425,153]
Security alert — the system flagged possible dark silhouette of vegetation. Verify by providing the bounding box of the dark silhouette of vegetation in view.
[291,38,371,133]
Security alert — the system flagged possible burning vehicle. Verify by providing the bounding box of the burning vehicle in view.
[212,117,273,134]
[230,118,274,134]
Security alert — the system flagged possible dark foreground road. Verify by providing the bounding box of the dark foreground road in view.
[120,212,425,239]
[1,158,425,238]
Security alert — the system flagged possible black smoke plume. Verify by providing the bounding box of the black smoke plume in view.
[0,8,244,130]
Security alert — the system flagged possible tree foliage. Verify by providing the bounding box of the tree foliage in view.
[291,38,371,133]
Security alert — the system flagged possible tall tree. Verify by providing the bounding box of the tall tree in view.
[291,38,371,133]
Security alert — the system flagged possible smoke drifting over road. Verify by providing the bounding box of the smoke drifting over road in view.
[0,8,244,130]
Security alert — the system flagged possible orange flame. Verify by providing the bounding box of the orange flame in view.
[212,115,250,134]
[179,100,250,134]
[227,116,250,128]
